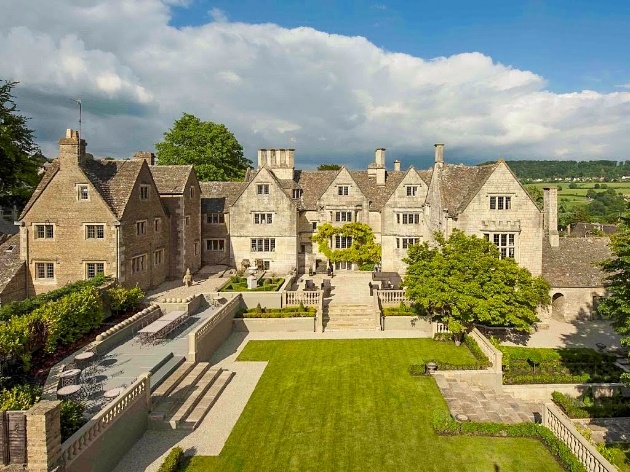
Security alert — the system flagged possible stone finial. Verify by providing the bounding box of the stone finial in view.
[183,268,193,287]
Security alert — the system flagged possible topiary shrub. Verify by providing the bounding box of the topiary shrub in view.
[157,446,184,472]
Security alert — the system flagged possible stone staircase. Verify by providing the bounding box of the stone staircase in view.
[149,361,234,430]
[323,303,379,331]
[433,374,539,423]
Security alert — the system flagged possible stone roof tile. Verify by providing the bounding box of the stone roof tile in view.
[0,235,23,293]
[439,163,498,215]
[542,237,611,287]
[149,165,194,194]
[199,181,247,213]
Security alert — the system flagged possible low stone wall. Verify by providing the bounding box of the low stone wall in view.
[233,317,316,332]
[504,383,625,402]
[239,291,283,309]
[92,304,162,355]
[382,316,432,334]
[157,294,203,315]
[188,295,242,363]
[61,373,151,472]
[433,369,502,392]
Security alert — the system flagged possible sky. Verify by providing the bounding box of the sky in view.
[1,0,629,170]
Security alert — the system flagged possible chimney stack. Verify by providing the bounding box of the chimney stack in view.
[394,160,401,172]
[257,149,267,168]
[58,129,86,170]
[543,187,560,247]
[375,148,386,168]
[133,151,155,166]
[434,143,444,165]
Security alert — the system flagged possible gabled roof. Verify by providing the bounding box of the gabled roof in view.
[349,170,406,211]
[81,159,144,219]
[542,237,611,288]
[20,161,60,219]
[439,163,499,215]
[0,234,24,294]
[199,181,247,213]
[149,165,195,194]
[294,170,339,210]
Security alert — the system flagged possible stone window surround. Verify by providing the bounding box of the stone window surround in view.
[292,189,303,199]
[206,239,226,252]
[489,195,513,210]
[396,237,421,249]
[406,185,418,196]
[139,185,150,200]
[194,241,199,255]
[190,186,195,198]
[153,248,164,265]
[34,223,55,240]
[484,232,517,259]
[257,183,270,195]
[337,185,350,196]
[34,261,55,280]
[85,261,105,279]
[334,211,352,222]
[77,184,90,201]
[334,235,352,249]
[253,212,273,224]
[312,221,318,230]
[136,220,147,236]
[131,254,147,274]
[251,238,276,252]
[84,223,105,239]
[154,217,161,232]
[396,213,421,225]
[185,215,190,226]
[207,213,225,224]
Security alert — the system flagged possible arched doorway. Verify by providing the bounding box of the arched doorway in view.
[551,293,566,321]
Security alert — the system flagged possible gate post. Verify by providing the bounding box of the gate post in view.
[27,400,62,472]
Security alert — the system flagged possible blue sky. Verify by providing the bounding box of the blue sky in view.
[170,0,630,94]
[1,0,630,167]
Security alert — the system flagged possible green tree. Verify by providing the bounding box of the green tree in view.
[403,230,550,331]
[155,113,252,181]
[0,81,43,206]
[525,185,544,210]
[597,219,630,383]
[317,164,342,171]
[312,222,381,265]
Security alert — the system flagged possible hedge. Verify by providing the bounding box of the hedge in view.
[220,277,285,292]
[157,446,184,472]
[108,286,144,314]
[552,391,630,419]
[432,410,586,472]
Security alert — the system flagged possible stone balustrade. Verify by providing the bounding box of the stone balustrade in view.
[433,322,450,334]
[188,295,242,362]
[541,402,616,472]
[284,290,321,306]
[60,373,150,468]
[376,290,409,306]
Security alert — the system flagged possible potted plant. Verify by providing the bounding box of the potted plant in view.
[448,319,465,346]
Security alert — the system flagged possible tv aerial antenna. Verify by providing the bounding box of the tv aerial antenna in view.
[73,99,82,137]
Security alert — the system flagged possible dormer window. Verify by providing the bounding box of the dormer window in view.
[140,185,149,200]
[338,185,349,196]
[78,185,89,200]
[406,186,418,197]
[257,184,270,195]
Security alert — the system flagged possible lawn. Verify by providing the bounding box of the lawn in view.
[530,181,630,209]
[181,339,564,472]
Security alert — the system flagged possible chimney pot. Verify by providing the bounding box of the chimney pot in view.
[394,160,401,172]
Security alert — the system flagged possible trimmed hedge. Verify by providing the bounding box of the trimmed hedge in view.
[552,391,630,419]
[501,346,623,384]
[220,277,285,292]
[157,446,184,472]
[464,334,491,367]
[237,304,317,318]
[432,410,586,472]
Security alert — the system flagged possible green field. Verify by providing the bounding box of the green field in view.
[181,339,563,472]
[529,181,630,209]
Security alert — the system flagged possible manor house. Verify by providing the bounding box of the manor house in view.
[0,129,608,321]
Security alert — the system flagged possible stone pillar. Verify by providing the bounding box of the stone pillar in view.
[434,143,444,165]
[26,400,62,472]
[543,187,559,247]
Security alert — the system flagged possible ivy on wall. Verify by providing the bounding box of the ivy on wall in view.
[311,222,381,265]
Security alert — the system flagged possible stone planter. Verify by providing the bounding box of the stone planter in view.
[425,362,438,374]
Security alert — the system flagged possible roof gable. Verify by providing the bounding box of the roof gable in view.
[231,167,295,208]
[200,181,247,213]
[440,163,499,215]
[149,165,196,194]
[20,161,60,219]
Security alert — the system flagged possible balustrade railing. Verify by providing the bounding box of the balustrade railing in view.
[284,290,321,306]
[189,295,241,360]
[376,290,409,306]
[60,373,150,467]
[541,402,616,472]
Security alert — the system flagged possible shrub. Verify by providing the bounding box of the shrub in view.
[157,446,184,472]
[0,384,42,410]
[60,400,87,441]
[431,411,586,472]
[108,286,144,314]
[552,391,630,418]
[463,335,491,367]
[433,332,454,342]
[359,263,375,271]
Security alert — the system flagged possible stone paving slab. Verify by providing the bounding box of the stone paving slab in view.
[574,417,630,444]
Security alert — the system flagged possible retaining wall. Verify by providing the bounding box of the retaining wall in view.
[382,316,432,334]
[188,295,242,362]
[233,317,315,332]
[504,383,626,402]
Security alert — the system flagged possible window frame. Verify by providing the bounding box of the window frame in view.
[34,262,55,280]
[335,211,352,222]
[337,185,350,196]
[136,220,146,236]
[85,224,105,240]
[34,223,54,240]
[139,185,150,200]
[153,248,164,266]
[334,235,353,249]
[207,213,225,224]
[406,185,418,197]
[131,254,147,274]
[484,232,516,259]
[206,239,226,252]
[256,183,270,195]
[253,213,273,224]
[489,195,512,211]
[250,238,276,252]
[77,184,90,201]
[85,262,105,279]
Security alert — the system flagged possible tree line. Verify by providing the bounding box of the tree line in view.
[479,160,630,181]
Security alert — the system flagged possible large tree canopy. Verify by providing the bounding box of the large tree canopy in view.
[155,113,252,181]
[312,222,381,266]
[597,219,630,349]
[0,81,42,206]
[317,164,341,171]
[403,230,550,332]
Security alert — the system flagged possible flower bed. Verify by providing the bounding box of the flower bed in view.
[500,346,623,385]
[220,276,285,292]
[237,305,316,318]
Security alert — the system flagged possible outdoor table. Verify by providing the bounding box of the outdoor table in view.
[59,368,82,386]
[57,385,81,400]
[74,351,95,368]
[160,311,186,321]
[103,387,124,399]
[138,319,171,344]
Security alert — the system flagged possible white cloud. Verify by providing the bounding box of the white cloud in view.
[209,7,228,23]
[1,0,629,167]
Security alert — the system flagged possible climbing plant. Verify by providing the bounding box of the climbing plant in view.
[312,222,381,265]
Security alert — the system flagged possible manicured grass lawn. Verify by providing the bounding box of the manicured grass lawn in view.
[181,339,564,472]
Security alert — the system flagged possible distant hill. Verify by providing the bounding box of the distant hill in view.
[478,160,630,181]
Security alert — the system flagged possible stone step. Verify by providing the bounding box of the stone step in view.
[167,368,223,429]
[149,362,210,422]
[180,370,235,430]
[150,361,195,405]
[150,355,185,392]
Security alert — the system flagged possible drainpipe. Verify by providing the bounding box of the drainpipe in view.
[114,221,121,282]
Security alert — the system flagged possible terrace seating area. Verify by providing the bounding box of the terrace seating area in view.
[137,310,189,344]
